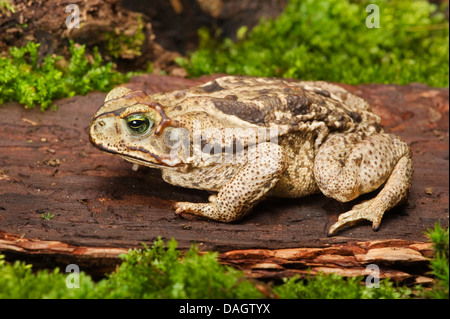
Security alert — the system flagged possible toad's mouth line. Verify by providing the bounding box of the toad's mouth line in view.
[92,140,183,170]
[118,154,187,171]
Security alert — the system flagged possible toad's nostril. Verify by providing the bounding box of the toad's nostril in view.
[98,120,105,127]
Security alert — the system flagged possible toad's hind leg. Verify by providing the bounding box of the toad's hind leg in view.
[314,132,413,236]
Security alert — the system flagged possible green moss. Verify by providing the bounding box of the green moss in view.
[101,239,262,299]
[274,273,411,299]
[40,211,55,220]
[178,0,449,87]
[425,223,449,299]
[0,0,15,13]
[104,15,146,59]
[0,41,132,111]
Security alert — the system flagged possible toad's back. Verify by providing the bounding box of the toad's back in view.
[151,76,383,138]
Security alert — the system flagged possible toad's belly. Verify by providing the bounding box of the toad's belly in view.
[269,166,320,198]
[269,132,320,198]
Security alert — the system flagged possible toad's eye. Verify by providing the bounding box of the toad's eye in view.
[126,115,153,135]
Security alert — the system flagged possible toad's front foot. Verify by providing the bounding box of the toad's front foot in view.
[173,201,220,220]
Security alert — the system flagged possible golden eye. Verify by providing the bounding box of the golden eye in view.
[126,115,153,135]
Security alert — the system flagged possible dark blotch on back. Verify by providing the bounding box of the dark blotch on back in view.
[173,90,187,99]
[224,94,238,101]
[347,111,362,123]
[287,94,312,115]
[314,89,331,97]
[202,81,225,93]
[213,99,265,124]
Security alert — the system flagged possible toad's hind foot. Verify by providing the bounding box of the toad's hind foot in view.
[327,198,382,236]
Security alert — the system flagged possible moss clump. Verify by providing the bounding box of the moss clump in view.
[0,41,132,111]
[178,0,449,87]
[425,223,449,299]
[0,0,15,14]
[104,15,146,59]
[273,273,411,299]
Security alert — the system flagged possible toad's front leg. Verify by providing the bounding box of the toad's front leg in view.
[174,142,286,222]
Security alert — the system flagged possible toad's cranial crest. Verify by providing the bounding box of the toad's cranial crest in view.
[89,76,413,236]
